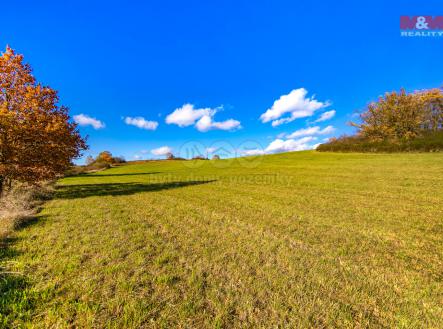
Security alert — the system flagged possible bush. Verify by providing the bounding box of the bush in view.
[83,152,126,167]
[87,161,111,171]
[65,161,111,177]
[0,183,53,239]
[317,130,443,153]
[112,157,126,164]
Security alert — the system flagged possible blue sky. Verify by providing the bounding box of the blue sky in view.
[2,0,442,162]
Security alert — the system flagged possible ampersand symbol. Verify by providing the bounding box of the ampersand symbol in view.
[416,16,429,30]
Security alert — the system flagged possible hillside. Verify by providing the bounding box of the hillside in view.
[2,151,443,327]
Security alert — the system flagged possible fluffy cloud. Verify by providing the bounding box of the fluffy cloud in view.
[166,104,214,127]
[286,127,321,138]
[260,88,330,126]
[195,115,241,132]
[319,125,335,135]
[241,136,317,156]
[166,104,241,132]
[124,117,158,130]
[245,125,336,154]
[286,125,335,138]
[315,110,336,122]
[151,146,172,156]
[265,136,316,153]
[73,114,105,129]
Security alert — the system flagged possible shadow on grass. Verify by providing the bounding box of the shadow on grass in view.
[56,180,216,199]
[81,172,162,177]
[0,216,45,325]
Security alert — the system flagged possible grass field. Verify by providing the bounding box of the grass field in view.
[1,151,443,328]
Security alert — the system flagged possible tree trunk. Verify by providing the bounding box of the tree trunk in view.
[0,176,4,198]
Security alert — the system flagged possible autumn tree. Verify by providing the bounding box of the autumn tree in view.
[96,151,113,163]
[353,88,443,141]
[421,88,443,131]
[0,46,87,196]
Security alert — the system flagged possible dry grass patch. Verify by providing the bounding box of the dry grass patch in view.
[0,183,53,239]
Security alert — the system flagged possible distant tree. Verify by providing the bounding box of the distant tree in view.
[0,46,87,196]
[96,151,113,163]
[166,152,175,160]
[212,155,220,160]
[192,155,208,160]
[85,155,95,166]
[85,152,126,168]
[112,156,126,164]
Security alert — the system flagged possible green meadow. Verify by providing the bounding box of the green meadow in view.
[1,151,443,328]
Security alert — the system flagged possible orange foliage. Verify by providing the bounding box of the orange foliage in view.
[0,46,87,194]
[97,151,113,163]
[352,88,443,141]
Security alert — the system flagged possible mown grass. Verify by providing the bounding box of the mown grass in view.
[1,151,443,328]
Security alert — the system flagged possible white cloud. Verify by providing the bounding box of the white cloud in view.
[319,125,335,135]
[260,88,330,126]
[73,114,105,129]
[286,125,335,139]
[241,136,317,156]
[166,104,215,127]
[151,146,172,156]
[315,110,336,122]
[212,119,241,131]
[195,115,241,132]
[195,115,213,132]
[166,104,241,132]
[270,117,296,127]
[206,147,217,154]
[124,116,158,130]
[265,136,316,153]
[286,127,321,138]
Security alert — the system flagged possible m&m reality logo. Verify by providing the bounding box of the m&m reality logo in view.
[400,16,443,37]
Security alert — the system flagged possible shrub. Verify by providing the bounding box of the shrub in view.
[112,157,126,164]
[192,155,208,160]
[0,183,53,239]
[65,161,111,177]
[317,130,443,152]
[84,152,126,167]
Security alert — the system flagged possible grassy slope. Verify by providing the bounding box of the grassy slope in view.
[1,151,443,328]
